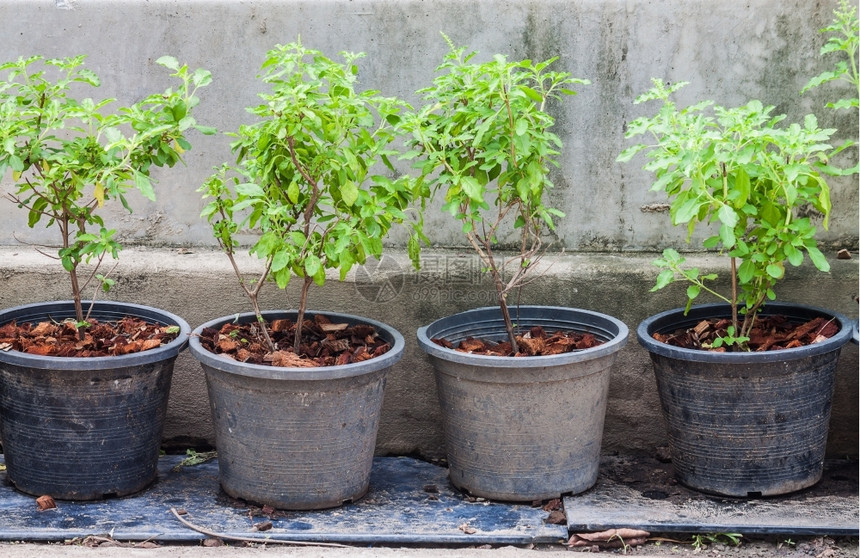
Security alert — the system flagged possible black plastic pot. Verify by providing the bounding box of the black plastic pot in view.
[638,302,852,497]
[417,306,628,502]
[0,301,189,500]
[188,310,404,510]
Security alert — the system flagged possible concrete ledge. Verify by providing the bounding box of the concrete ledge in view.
[1,246,856,459]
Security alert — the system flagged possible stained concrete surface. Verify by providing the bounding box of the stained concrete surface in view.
[0,454,856,557]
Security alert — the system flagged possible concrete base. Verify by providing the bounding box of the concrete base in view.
[0,453,854,545]
[0,246,856,459]
[565,454,859,536]
[0,454,568,544]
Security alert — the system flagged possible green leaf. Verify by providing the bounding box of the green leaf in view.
[271,250,290,272]
[806,246,830,272]
[521,86,543,103]
[8,155,23,173]
[616,145,646,163]
[733,167,750,208]
[341,180,358,206]
[717,204,738,228]
[459,176,483,202]
[134,171,156,201]
[686,284,701,300]
[514,118,528,136]
[719,224,736,250]
[231,198,258,212]
[313,266,326,286]
[192,68,213,87]
[289,231,307,246]
[235,182,265,197]
[274,268,291,289]
[673,196,702,225]
[785,244,803,266]
[661,248,682,263]
[652,269,675,291]
[304,254,321,277]
[737,259,755,284]
[28,197,48,228]
[156,56,180,71]
[703,235,720,249]
[287,181,300,204]
[766,263,784,279]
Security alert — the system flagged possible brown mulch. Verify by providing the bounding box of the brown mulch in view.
[0,316,179,357]
[197,314,390,367]
[653,314,839,352]
[433,325,603,356]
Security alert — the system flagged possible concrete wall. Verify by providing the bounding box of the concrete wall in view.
[0,0,857,459]
[0,0,857,251]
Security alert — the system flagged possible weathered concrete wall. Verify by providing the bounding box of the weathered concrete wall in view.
[1,247,856,459]
[0,0,857,251]
[0,0,857,459]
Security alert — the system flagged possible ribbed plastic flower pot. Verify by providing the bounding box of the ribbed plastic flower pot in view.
[0,301,189,500]
[188,310,404,510]
[417,305,629,502]
[638,302,853,497]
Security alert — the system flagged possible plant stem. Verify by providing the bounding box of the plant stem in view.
[488,251,519,352]
[58,202,86,339]
[216,214,276,352]
[730,256,739,334]
[466,206,520,353]
[249,293,275,352]
[69,264,84,337]
[83,257,117,323]
[294,275,313,353]
[498,292,517,353]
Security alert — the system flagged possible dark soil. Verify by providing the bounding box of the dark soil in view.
[197,314,390,367]
[0,316,179,357]
[653,314,839,352]
[432,325,603,356]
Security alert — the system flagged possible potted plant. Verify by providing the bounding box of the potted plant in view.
[802,0,858,168]
[0,55,213,499]
[190,40,420,510]
[403,36,629,502]
[616,79,853,497]
[802,0,859,344]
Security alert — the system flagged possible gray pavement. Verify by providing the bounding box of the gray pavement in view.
[1,537,858,557]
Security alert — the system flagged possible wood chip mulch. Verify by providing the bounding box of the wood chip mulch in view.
[197,313,391,367]
[653,314,839,351]
[0,316,179,357]
[433,325,604,356]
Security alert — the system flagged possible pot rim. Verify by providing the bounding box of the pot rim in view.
[637,302,852,363]
[416,305,629,367]
[0,300,190,370]
[189,309,405,381]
